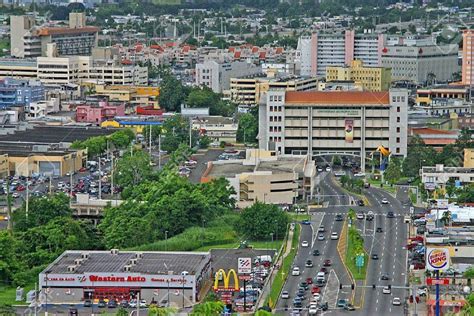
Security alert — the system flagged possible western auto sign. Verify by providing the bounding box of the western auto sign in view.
[426,248,450,271]
[89,275,146,282]
[426,278,450,285]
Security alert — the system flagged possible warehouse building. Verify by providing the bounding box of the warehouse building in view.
[39,250,212,306]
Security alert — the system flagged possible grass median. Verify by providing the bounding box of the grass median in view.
[345,226,367,280]
[266,223,300,308]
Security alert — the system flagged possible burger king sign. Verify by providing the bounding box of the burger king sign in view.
[426,248,450,271]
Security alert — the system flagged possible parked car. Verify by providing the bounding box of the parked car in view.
[98,300,106,308]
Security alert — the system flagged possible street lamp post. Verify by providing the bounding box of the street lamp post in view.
[167,280,170,307]
[182,275,185,309]
[165,231,168,251]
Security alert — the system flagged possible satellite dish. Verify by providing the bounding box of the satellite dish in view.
[463,286,470,294]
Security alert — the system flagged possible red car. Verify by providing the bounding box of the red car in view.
[311,286,321,294]
[413,263,425,270]
[306,277,313,285]
[320,267,327,274]
[409,236,424,243]
[407,242,420,250]
[16,185,26,191]
[323,259,332,267]
[79,167,87,172]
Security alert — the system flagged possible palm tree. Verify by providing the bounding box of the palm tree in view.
[190,301,225,315]
[441,210,451,227]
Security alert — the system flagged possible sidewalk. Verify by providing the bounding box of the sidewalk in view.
[256,224,295,309]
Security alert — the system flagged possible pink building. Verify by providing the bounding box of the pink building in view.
[76,101,125,125]
[462,30,474,85]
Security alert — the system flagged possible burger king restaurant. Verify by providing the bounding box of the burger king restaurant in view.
[39,250,212,305]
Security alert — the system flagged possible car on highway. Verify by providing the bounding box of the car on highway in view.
[325,167,331,172]
[311,286,321,294]
[301,219,311,225]
[306,277,313,284]
[292,267,301,276]
[317,167,323,172]
[299,281,309,290]
[393,297,401,306]
[323,259,332,266]
[308,304,319,314]
[357,199,365,206]
[356,212,364,220]
[372,254,379,260]
[317,234,325,240]
[335,214,343,221]
[383,286,391,294]
[305,260,313,268]
[381,198,389,204]
[337,299,348,308]
[301,241,309,247]
[381,273,390,281]
[296,288,306,299]
[119,300,129,308]
[344,303,355,311]
[319,267,327,274]
[318,225,325,232]
[293,297,302,307]
[376,227,383,233]
[281,290,290,299]
[366,211,374,221]
[313,249,320,256]
[312,293,321,302]
[387,211,395,218]
[331,232,339,240]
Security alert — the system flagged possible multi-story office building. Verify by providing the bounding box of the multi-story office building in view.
[297,30,385,77]
[10,13,99,58]
[326,60,392,92]
[259,89,408,171]
[0,78,44,109]
[0,59,37,79]
[195,60,261,93]
[230,75,318,106]
[381,43,459,84]
[462,30,474,85]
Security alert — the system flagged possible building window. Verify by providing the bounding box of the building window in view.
[397,107,400,113]
[397,117,400,123]
[396,137,400,143]
[396,148,400,153]
[397,127,400,133]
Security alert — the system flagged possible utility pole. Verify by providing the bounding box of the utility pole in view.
[158,134,162,170]
[6,177,12,233]
[189,118,192,148]
[26,157,29,219]
[111,156,114,200]
[149,125,152,157]
[98,158,102,200]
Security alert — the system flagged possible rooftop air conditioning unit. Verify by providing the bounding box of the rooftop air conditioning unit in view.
[135,253,143,259]
[67,265,76,272]
[123,265,132,272]
[81,252,89,259]
[111,249,119,255]
[74,259,83,265]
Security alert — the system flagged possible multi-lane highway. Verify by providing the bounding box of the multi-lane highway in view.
[275,161,412,315]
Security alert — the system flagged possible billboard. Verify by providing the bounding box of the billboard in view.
[237,258,252,274]
[345,119,354,143]
[426,248,450,271]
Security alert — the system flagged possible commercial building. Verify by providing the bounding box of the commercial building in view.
[462,30,474,85]
[0,59,37,79]
[381,43,459,84]
[409,127,458,150]
[201,149,315,208]
[10,13,99,58]
[416,86,471,106]
[326,60,391,92]
[94,84,160,108]
[230,75,318,106]
[0,78,44,109]
[297,31,385,77]
[26,99,60,120]
[259,89,408,171]
[192,116,238,143]
[76,101,125,125]
[195,60,262,93]
[420,164,474,189]
[39,250,212,305]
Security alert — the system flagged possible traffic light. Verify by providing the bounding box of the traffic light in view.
[351,284,355,290]
[388,284,392,290]
[339,284,343,290]
[373,284,376,289]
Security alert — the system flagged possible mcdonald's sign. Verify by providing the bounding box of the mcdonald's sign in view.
[213,269,239,292]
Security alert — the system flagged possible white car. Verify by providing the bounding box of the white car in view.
[392,297,401,306]
[308,304,319,314]
[318,226,325,232]
[301,241,309,247]
[129,300,137,308]
[356,213,365,220]
[281,290,290,299]
[139,299,147,308]
[331,232,339,240]
[312,293,321,301]
[317,234,325,240]
[325,167,331,172]
[354,172,366,177]
[383,286,391,294]
[381,198,389,204]
[292,267,300,276]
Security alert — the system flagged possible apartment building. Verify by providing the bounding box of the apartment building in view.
[381,44,459,83]
[0,78,44,109]
[326,60,392,92]
[421,164,474,189]
[94,85,160,108]
[297,30,385,77]
[10,13,99,58]
[230,75,318,106]
[462,30,474,85]
[259,89,408,171]
[192,116,238,143]
[0,59,37,79]
[76,101,126,125]
[195,60,262,93]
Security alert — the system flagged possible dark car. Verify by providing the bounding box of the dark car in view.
[372,254,379,260]
[98,300,106,308]
[387,211,395,218]
[313,249,320,256]
[120,300,129,308]
[320,302,329,311]
[357,199,365,206]
[335,214,343,221]
[299,281,309,290]
[320,267,328,274]
[83,299,92,307]
[376,227,383,233]
[323,259,332,266]
[107,299,118,308]
[302,220,311,225]
[344,303,356,311]
[381,273,390,280]
[305,260,313,268]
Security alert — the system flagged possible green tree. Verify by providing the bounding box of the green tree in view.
[441,210,451,227]
[148,306,177,316]
[238,202,289,240]
[456,128,474,149]
[332,155,342,166]
[115,307,128,316]
[159,73,189,112]
[236,109,258,143]
[402,135,437,178]
[161,114,198,153]
[0,231,25,284]
[109,129,135,149]
[199,135,211,149]
[114,150,153,196]
[384,157,402,184]
[191,301,225,315]
[13,193,72,232]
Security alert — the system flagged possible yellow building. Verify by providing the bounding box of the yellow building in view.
[415,86,469,106]
[326,60,392,92]
[464,149,474,168]
[230,76,318,106]
[94,84,160,109]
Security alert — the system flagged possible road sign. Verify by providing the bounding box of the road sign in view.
[238,257,252,274]
[427,278,450,285]
[410,206,414,214]
[426,248,450,271]
[238,275,252,281]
